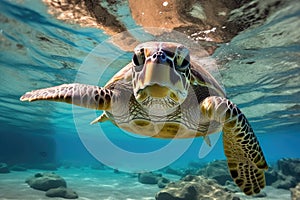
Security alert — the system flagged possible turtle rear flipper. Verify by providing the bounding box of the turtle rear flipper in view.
[20,83,113,110]
[90,113,110,124]
[201,96,268,195]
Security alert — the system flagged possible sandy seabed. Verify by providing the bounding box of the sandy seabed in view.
[0,168,291,200]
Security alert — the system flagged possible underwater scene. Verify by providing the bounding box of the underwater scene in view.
[0,0,299,199]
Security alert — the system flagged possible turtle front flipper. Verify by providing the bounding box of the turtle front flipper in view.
[201,96,268,195]
[20,83,112,110]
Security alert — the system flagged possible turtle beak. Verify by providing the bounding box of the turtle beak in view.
[134,60,187,104]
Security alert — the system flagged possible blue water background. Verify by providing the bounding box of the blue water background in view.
[0,0,299,170]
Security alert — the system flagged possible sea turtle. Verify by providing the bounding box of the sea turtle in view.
[20,41,268,195]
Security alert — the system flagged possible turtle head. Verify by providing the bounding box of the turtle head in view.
[131,42,191,112]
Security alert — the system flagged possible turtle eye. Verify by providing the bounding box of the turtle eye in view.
[132,48,145,68]
[175,55,190,72]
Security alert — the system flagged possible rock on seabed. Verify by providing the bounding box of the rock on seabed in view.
[45,186,78,199]
[155,175,238,200]
[25,172,67,191]
[0,163,10,173]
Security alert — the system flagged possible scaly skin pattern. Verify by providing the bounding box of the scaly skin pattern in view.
[20,42,268,196]
[201,96,268,195]
[20,83,112,110]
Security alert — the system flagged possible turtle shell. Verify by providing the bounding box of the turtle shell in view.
[101,53,226,139]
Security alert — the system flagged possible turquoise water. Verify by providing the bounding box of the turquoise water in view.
[0,0,299,199]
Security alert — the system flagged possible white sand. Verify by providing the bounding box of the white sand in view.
[0,168,291,200]
[0,168,174,200]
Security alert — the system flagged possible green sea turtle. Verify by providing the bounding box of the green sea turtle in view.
[20,42,268,195]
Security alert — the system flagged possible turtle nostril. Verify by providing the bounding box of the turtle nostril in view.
[151,51,167,63]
